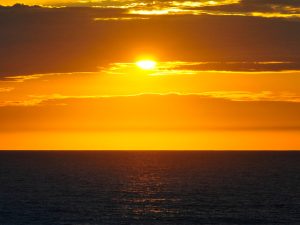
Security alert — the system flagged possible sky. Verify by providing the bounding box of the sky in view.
[0,1,300,149]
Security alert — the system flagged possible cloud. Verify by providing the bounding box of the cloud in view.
[1,66,300,108]
[0,0,239,8]
[1,91,300,107]
[2,1,300,19]
[168,61,300,72]
[1,73,58,82]
[0,87,14,92]
[0,94,300,132]
[107,61,300,74]
[198,91,300,102]
[198,0,300,18]
[1,7,300,76]
[124,0,300,18]
[0,72,84,82]
[93,16,150,21]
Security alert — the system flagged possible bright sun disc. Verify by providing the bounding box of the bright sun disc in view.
[136,60,157,70]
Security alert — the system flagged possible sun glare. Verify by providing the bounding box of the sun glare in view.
[136,60,157,70]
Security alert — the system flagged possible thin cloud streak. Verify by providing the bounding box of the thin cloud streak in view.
[1,94,300,133]
[1,91,300,107]
[0,87,14,92]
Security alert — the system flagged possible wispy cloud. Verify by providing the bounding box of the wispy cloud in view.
[0,87,14,92]
[198,91,300,102]
[2,91,300,107]
[94,16,149,21]
[1,93,300,135]
[1,72,82,82]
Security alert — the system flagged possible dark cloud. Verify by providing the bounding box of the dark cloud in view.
[242,0,300,7]
[172,61,300,72]
[200,0,300,13]
[0,7,300,76]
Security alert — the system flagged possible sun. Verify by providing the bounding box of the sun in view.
[136,60,157,70]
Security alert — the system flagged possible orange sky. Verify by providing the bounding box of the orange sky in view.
[1,62,300,149]
[0,2,300,149]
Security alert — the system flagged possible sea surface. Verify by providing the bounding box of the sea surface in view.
[0,151,299,225]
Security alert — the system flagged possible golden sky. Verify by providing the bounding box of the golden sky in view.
[0,1,300,149]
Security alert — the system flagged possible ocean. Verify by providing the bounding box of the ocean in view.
[0,151,299,224]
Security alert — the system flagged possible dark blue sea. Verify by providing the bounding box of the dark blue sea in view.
[0,151,299,225]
